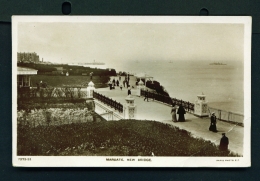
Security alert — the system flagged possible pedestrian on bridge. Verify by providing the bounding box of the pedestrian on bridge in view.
[144,90,149,102]
[177,104,186,122]
[209,112,217,132]
[108,80,112,90]
[127,73,130,82]
[127,86,131,95]
[219,133,229,151]
[112,78,116,86]
[171,103,177,122]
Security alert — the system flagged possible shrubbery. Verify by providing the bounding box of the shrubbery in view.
[145,80,169,96]
[136,78,169,96]
[17,108,98,127]
[17,97,98,127]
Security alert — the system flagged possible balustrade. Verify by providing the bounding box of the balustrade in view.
[93,91,123,113]
[141,89,194,112]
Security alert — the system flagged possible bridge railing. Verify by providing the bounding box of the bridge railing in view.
[208,107,244,126]
[140,89,194,112]
[171,98,194,112]
[140,89,243,125]
[93,91,123,113]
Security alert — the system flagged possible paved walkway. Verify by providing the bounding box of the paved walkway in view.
[94,77,244,155]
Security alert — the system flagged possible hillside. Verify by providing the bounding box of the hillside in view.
[17,120,237,156]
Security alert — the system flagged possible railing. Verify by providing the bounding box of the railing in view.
[94,100,123,120]
[141,89,194,112]
[171,98,194,112]
[17,86,87,99]
[208,107,244,126]
[93,91,123,113]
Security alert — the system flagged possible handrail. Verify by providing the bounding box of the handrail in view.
[208,106,244,126]
[141,89,194,112]
[95,100,123,120]
[93,91,123,113]
[140,89,243,124]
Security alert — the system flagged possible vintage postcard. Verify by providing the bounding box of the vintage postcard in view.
[12,16,251,167]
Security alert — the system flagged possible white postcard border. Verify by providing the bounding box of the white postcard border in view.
[12,16,251,167]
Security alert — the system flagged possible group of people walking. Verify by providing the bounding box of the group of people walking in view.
[170,105,229,151]
[171,103,186,122]
[108,78,122,90]
[108,75,133,95]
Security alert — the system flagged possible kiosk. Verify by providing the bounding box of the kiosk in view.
[86,81,95,98]
[194,93,208,117]
[124,95,137,119]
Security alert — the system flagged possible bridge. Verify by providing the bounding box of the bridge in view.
[91,74,244,156]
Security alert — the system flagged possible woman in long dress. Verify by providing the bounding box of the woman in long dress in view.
[171,104,177,122]
[177,104,186,122]
[209,112,217,132]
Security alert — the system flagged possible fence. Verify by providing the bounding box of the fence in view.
[18,86,88,99]
[208,107,244,126]
[93,91,123,113]
[171,98,194,113]
[140,89,194,112]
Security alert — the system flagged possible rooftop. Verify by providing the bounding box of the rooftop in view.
[17,67,38,75]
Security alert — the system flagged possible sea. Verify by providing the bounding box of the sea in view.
[107,60,244,114]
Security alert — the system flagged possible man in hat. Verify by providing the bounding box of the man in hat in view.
[127,85,131,95]
[209,112,217,132]
[219,133,229,151]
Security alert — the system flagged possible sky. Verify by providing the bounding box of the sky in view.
[17,22,244,65]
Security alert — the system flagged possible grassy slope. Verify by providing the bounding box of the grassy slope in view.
[17,120,236,156]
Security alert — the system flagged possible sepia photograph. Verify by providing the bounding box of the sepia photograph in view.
[12,16,251,167]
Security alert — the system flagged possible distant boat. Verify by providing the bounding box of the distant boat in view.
[209,62,227,65]
[169,60,173,63]
[81,60,105,65]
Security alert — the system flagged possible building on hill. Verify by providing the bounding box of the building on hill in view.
[17,52,40,63]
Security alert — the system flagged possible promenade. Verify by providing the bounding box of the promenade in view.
[94,77,244,156]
